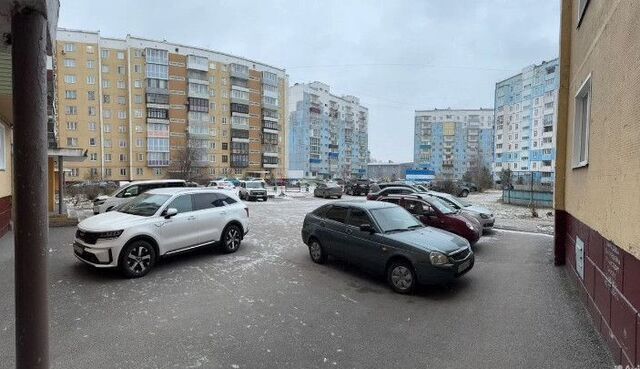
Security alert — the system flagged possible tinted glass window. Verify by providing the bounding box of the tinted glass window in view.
[381,197,400,205]
[325,206,348,224]
[122,185,139,197]
[404,200,425,215]
[118,193,170,216]
[370,207,423,233]
[312,204,331,217]
[167,195,193,213]
[347,208,371,227]
[194,193,236,209]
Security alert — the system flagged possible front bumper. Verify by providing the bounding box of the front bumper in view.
[480,217,495,229]
[415,253,474,285]
[73,238,121,268]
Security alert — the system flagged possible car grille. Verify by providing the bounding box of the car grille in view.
[449,248,471,262]
[76,229,99,245]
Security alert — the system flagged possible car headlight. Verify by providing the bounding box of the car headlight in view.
[480,213,490,219]
[429,251,449,266]
[94,199,105,205]
[97,230,123,239]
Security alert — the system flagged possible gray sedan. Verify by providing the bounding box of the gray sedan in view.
[301,201,474,293]
[426,191,495,230]
[314,182,343,199]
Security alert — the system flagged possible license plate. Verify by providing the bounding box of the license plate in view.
[73,243,84,255]
[458,260,471,273]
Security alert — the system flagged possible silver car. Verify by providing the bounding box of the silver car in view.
[426,191,495,230]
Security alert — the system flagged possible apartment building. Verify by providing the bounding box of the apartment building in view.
[288,82,368,179]
[556,0,640,366]
[413,108,494,180]
[55,29,288,182]
[493,59,559,185]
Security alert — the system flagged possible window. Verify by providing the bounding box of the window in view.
[118,111,127,120]
[118,125,127,133]
[146,63,168,79]
[146,93,169,104]
[104,139,112,148]
[66,137,78,147]
[88,107,96,116]
[117,51,125,60]
[347,208,372,227]
[137,153,144,161]
[102,80,110,88]
[103,123,112,133]
[119,153,127,161]
[86,45,94,54]
[188,97,209,112]
[134,109,144,118]
[89,137,96,146]
[87,76,96,85]
[103,110,112,119]
[168,195,193,213]
[222,155,228,163]
[64,59,76,68]
[88,122,97,131]
[193,193,236,210]
[66,122,77,130]
[134,95,143,104]
[102,65,109,73]
[104,153,112,161]
[147,108,168,119]
[63,43,75,52]
[119,140,127,148]
[147,78,167,90]
[145,48,168,64]
[64,75,76,84]
[89,153,97,161]
[87,91,95,100]
[103,94,111,103]
[326,206,348,224]
[136,138,144,147]
[134,64,141,73]
[134,80,142,88]
[573,75,591,168]
[117,80,126,89]
[86,60,95,69]
[65,90,77,99]
[120,168,127,176]
[117,96,126,105]
[104,168,112,177]
[136,168,144,176]
[101,49,109,59]
[65,106,77,115]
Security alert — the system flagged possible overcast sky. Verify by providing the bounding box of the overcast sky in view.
[59,0,560,163]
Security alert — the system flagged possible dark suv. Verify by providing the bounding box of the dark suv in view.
[345,179,371,196]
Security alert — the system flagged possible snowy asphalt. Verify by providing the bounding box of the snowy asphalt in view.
[0,196,611,369]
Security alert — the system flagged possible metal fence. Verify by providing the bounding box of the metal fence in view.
[502,188,553,208]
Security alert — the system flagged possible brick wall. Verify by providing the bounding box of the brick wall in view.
[561,210,640,366]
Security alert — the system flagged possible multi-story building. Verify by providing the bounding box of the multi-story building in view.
[556,0,640,366]
[413,108,494,180]
[367,162,414,181]
[493,59,559,185]
[288,82,368,179]
[55,29,288,182]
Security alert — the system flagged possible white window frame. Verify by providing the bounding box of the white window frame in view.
[572,74,591,169]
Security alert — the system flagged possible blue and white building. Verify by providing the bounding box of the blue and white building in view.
[493,59,559,185]
[414,108,494,180]
[288,82,369,179]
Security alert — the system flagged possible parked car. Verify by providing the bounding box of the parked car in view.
[414,184,430,192]
[239,180,268,201]
[379,194,482,244]
[458,181,478,192]
[75,188,249,277]
[314,182,343,199]
[207,180,236,191]
[428,180,470,197]
[93,179,187,214]
[426,191,495,230]
[344,179,371,196]
[301,201,474,293]
[376,182,420,191]
[366,186,418,200]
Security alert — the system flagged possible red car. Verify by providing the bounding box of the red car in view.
[378,194,482,245]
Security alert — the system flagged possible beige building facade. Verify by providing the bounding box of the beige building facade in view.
[55,29,288,182]
[555,0,640,366]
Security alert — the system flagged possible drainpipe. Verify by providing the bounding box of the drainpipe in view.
[12,7,50,369]
[58,156,64,215]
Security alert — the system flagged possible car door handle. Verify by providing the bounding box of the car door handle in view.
[345,228,353,235]
[187,216,196,221]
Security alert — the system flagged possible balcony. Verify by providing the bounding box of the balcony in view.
[187,55,209,72]
[188,88,209,99]
[262,71,278,87]
[232,121,250,131]
[147,117,170,125]
[263,120,279,131]
[263,144,279,156]
[230,63,249,79]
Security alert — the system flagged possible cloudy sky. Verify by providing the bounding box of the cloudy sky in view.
[59,0,560,163]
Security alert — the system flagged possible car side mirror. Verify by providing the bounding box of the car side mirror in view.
[359,223,375,233]
[163,208,178,219]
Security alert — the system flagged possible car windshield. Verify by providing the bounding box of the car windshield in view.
[429,197,456,215]
[117,193,170,216]
[370,206,423,233]
[326,182,340,188]
[246,181,264,188]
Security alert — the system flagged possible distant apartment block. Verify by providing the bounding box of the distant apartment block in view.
[413,108,494,180]
[493,59,559,185]
[367,162,415,181]
[288,82,368,179]
[55,29,288,182]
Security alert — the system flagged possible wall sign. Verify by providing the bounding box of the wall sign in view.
[575,236,585,280]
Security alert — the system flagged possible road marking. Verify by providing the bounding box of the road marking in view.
[340,294,358,303]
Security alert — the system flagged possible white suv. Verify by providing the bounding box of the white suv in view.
[74,188,249,278]
[93,179,187,214]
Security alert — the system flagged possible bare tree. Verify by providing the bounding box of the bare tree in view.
[167,137,208,183]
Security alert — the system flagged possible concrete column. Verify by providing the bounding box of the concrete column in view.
[58,157,63,215]
[11,7,50,369]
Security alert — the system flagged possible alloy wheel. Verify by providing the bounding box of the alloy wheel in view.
[390,265,413,291]
[225,227,241,251]
[309,241,322,261]
[126,245,152,274]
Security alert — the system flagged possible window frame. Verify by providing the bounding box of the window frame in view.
[325,205,348,224]
[572,74,591,169]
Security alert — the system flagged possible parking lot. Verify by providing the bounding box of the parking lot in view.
[0,195,610,368]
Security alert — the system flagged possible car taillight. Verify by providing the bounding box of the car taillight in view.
[245,207,249,217]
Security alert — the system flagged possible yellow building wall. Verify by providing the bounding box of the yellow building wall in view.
[562,0,640,258]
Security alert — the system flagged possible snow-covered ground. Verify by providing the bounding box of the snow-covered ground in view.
[465,190,554,235]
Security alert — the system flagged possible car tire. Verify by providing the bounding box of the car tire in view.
[221,224,242,253]
[308,238,327,264]
[263,197,268,202]
[337,195,342,199]
[460,190,469,197]
[118,240,157,278]
[387,260,416,294]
